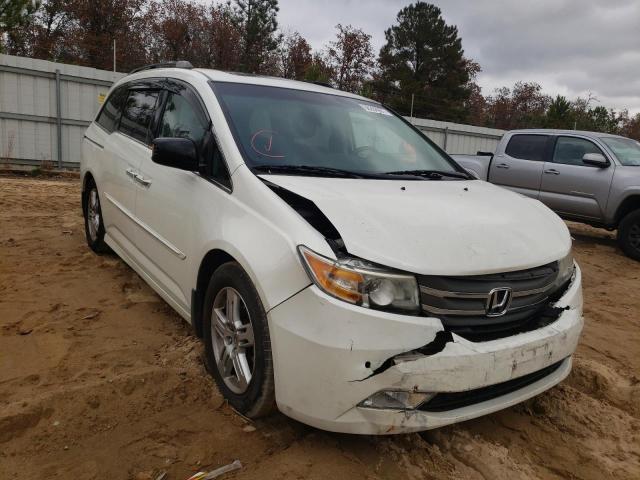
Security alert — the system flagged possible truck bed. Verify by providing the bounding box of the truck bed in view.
[451,154,493,180]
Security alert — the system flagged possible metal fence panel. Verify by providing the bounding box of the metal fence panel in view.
[1,54,506,169]
[0,53,124,168]
[408,118,505,155]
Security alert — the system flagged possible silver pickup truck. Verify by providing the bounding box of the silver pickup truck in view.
[454,129,640,260]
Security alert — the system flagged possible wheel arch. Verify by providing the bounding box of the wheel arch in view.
[192,249,237,337]
[81,171,96,217]
[614,195,640,226]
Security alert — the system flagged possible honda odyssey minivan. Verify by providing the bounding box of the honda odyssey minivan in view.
[81,61,583,434]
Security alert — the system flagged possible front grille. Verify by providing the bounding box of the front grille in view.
[418,359,565,412]
[418,262,563,341]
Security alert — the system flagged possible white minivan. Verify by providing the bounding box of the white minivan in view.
[81,62,583,434]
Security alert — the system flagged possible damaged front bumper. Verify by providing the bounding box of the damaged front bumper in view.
[267,264,583,434]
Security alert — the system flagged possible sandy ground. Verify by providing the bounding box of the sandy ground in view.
[0,176,639,480]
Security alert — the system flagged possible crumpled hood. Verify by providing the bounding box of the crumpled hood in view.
[262,175,572,276]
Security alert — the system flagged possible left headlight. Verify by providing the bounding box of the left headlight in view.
[298,246,420,314]
[555,250,575,288]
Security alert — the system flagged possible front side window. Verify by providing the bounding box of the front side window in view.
[96,86,127,133]
[158,90,231,187]
[119,90,160,144]
[553,136,604,166]
[160,92,208,143]
[211,82,461,178]
[602,137,640,166]
[505,134,549,161]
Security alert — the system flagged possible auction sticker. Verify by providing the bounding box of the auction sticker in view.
[359,104,392,116]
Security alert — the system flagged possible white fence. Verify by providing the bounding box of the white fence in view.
[0,54,505,169]
[411,118,505,155]
[0,54,124,168]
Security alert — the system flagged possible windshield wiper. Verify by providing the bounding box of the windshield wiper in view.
[384,169,470,180]
[253,164,372,179]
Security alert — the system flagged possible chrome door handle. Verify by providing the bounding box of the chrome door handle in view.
[544,169,560,175]
[495,163,510,169]
[134,173,152,187]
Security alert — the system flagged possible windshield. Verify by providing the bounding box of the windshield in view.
[211,82,463,178]
[602,137,640,166]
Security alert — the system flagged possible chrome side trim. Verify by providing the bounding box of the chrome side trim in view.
[83,135,104,149]
[104,192,186,260]
[419,282,555,299]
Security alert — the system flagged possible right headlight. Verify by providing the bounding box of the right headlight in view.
[298,245,420,314]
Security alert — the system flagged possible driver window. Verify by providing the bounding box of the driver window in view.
[160,93,207,144]
[159,91,231,188]
[553,137,604,166]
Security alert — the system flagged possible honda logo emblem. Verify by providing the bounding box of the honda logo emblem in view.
[486,287,512,317]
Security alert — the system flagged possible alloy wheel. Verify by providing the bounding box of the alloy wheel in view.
[211,287,255,394]
[87,189,101,242]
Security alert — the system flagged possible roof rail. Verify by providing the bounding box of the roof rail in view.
[310,81,334,89]
[129,61,194,74]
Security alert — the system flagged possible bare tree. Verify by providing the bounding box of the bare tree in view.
[147,0,209,64]
[326,23,374,92]
[279,31,311,80]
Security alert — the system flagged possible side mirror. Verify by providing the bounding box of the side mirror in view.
[582,152,610,168]
[151,137,198,171]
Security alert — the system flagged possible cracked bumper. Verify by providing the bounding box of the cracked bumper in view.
[268,264,583,434]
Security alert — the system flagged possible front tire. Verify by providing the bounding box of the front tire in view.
[618,210,640,261]
[83,181,109,253]
[203,262,276,417]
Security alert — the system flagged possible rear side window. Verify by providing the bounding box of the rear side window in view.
[553,136,603,166]
[119,90,160,144]
[505,134,549,161]
[96,87,127,133]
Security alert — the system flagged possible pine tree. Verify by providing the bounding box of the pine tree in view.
[545,95,573,129]
[377,2,475,122]
[0,0,39,51]
[232,0,280,74]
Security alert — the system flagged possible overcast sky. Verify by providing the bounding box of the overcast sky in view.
[277,0,640,113]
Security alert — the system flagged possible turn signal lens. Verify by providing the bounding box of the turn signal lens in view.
[298,246,420,313]
[300,247,364,303]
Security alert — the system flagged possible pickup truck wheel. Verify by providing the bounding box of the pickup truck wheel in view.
[83,182,109,253]
[203,262,276,418]
[617,210,640,261]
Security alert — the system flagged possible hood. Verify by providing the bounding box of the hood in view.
[262,175,572,276]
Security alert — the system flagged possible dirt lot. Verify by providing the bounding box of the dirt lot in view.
[0,176,638,480]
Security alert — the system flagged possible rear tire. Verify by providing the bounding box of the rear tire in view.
[617,210,640,261]
[83,180,109,254]
[203,262,276,418]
